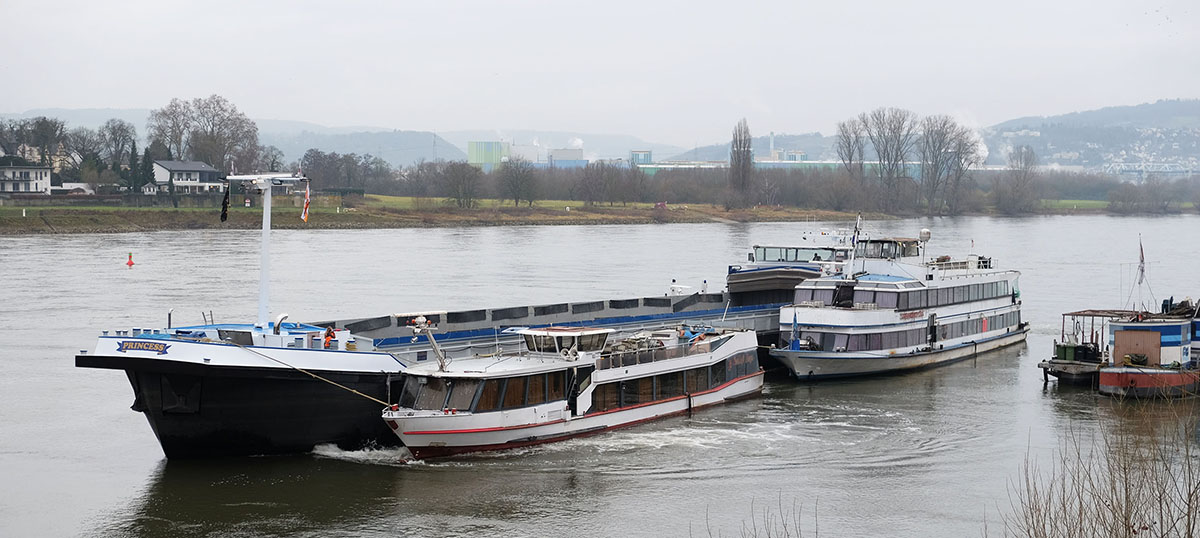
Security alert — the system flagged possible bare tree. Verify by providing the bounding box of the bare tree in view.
[835,117,867,184]
[728,118,754,209]
[945,127,983,215]
[0,118,61,165]
[862,107,918,211]
[994,145,1040,214]
[578,162,609,206]
[917,115,958,215]
[442,161,481,208]
[65,127,105,167]
[498,157,537,207]
[187,95,259,174]
[258,145,285,172]
[146,98,192,160]
[99,119,137,167]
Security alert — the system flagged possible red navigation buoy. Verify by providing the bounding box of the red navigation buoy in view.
[126,252,134,268]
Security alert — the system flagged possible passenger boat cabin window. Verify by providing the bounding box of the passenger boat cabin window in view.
[525,335,558,353]
[464,372,573,412]
[587,356,759,415]
[446,379,480,410]
[527,374,547,406]
[415,377,450,410]
[549,372,566,401]
[475,379,502,412]
[657,371,684,399]
[578,333,608,352]
[789,310,1020,352]
[502,376,527,409]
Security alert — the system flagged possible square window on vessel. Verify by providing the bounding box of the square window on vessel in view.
[502,377,527,409]
[548,372,566,401]
[415,377,449,410]
[527,374,547,406]
[446,379,480,410]
[657,372,683,399]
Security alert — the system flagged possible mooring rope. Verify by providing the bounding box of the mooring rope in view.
[229,341,392,407]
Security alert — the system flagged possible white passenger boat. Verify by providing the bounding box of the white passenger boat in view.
[382,324,763,459]
[726,229,853,302]
[770,228,1028,379]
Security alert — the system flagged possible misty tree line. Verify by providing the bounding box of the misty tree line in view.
[5,95,1199,214]
[0,95,283,194]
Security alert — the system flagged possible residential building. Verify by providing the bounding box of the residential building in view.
[150,160,222,194]
[0,165,52,195]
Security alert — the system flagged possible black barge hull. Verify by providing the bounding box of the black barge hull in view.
[77,354,402,458]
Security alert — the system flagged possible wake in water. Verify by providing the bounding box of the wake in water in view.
[311,443,418,467]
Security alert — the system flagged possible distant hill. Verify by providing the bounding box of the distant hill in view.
[992,99,1200,131]
[669,100,1200,171]
[0,108,458,166]
[439,130,685,162]
[0,108,153,130]
[261,130,465,166]
[982,99,1200,167]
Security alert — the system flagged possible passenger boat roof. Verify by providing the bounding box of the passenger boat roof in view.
[855,274,914,283]
[404,352,584,378]
[516,326,615,337]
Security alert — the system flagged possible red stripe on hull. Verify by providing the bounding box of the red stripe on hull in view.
[1099,369,1200,398]
[407,376,764,459]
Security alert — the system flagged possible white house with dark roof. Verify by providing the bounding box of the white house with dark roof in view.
[0,165,53,195]
[149,160,223,194]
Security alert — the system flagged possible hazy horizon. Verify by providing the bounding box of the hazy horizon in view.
[3,0,1197,147]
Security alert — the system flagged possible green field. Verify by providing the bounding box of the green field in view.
[1040,199,1109,210]
[361,194,658,211]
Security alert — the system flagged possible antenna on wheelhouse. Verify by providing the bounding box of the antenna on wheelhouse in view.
[224,172,307,329]
[844,213,863,279]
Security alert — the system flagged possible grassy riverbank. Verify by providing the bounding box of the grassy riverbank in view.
[0,195,861,234]
[3,194,1190,234]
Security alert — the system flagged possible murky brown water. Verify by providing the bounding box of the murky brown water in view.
[2,216,1198,536]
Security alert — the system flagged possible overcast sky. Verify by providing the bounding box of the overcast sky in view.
[3,0,1196,146]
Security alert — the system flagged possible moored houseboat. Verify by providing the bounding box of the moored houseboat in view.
[1038,310,1122,386]
[1098,315,1200,398]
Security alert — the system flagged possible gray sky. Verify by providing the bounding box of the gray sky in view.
[4,0,1196,147]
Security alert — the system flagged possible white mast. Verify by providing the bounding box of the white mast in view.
[226,173,306,329]
[845,213,862,279]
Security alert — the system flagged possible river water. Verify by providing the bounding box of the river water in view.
[1,215,1198,537]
